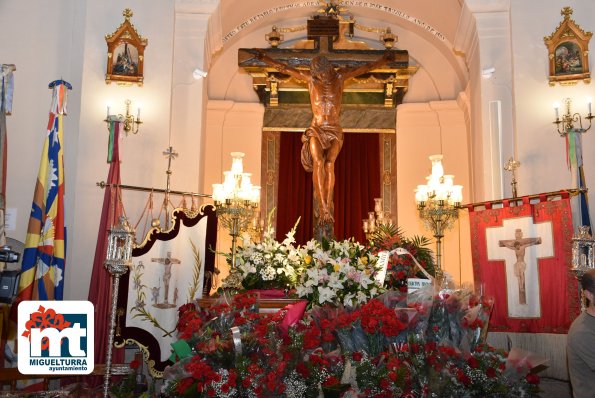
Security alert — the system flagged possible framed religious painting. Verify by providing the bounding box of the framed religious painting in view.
[105,8,148,86]
[544,7,592,86]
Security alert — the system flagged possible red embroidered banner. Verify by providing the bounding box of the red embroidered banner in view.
[469,194,579,333]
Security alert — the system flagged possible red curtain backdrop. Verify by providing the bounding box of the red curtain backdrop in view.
[276,132,380,244]
[469,195,579,333]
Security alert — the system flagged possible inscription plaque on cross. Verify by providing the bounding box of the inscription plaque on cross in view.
[486,217,553,318]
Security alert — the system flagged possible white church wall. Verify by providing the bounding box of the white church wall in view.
[510,0,595,217]
[0,0,85,294]
[396,101,472,286]
[68,1,176,301]
[204,100,264,291]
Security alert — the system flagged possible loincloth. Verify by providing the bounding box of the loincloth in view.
[300,125,344,172]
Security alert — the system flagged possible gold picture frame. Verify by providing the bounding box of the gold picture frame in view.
[544,7,592,86]
[105,9,148,86]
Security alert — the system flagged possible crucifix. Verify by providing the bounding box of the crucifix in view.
[239,10,407,241]
[163,146,178,229]
[150,250,181,308]
[486,218,553,318]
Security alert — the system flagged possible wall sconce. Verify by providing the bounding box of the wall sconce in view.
[553,97,593,136]
[265,26,284,47]
[380,27,397,49]
[105,99,142,135]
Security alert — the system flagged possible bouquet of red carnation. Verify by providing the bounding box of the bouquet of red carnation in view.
[369,224,435,292]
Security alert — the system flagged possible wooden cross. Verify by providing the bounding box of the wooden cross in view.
[238,16,409,109]
[486,218,553,318]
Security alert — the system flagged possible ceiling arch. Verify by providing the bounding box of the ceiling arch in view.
[207,0,469,103]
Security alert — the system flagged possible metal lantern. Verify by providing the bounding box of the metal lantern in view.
[105,215,135,274]
[571,225,595,277]
[102,215,135,398]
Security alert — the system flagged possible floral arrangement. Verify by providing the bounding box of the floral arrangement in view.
[163,287,541,397]
[294,238,383,307]
[369,224,435,292]
[221,219,303,292]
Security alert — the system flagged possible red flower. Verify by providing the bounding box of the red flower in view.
[129,360,140,370]
[467,357,479,369]
[322,376,340,387]
[457,371,471,386]
[379,378,390,390]
[352,351,363,361]
[176,377,194,394]
[486,367,497,378]
[526,373,540,385]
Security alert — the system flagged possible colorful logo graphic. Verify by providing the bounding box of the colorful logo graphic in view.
[18,301,94,374]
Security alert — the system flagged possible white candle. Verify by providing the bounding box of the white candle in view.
[587,97,592,115]
[137,107,141,119]
[107,105,110,118]
[553,101,560,120]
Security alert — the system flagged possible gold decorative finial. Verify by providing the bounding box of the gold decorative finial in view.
[561,7,573,19]
[317,0,347,16]
[123,8,133,20]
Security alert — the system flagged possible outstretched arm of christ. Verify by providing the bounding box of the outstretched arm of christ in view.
[499,240,515,249]
[254,49,308,81]
[339,50,395,80]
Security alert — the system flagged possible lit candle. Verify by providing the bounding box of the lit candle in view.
[553,101,560,120]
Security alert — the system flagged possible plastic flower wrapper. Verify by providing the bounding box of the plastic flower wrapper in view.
[302,348,348,398]
[375,290,408,310]
[504,347,547,383]
[304,304,340,352]
[405,283,434,339]
[460,293,494,352]
[426,288,468,347]
[335,307,367,355]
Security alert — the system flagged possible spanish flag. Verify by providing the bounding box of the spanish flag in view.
[16,80,70,301]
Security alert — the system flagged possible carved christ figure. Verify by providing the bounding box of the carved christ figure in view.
[256,50,395,225]
[499,229,542,305]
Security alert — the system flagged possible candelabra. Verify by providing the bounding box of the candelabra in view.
[362,197,393,242]
[414,155,463,274]
[212,152,261,268]
[553,97,593,136]
[103,216,135,398]
[105,99,142,135]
